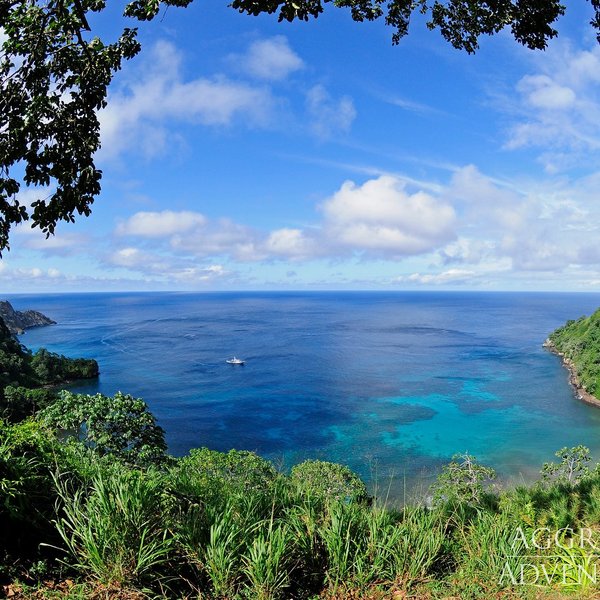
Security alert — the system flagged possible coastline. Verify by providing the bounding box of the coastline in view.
[543,338,600,408]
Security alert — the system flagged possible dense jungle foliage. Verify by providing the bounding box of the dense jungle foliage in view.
[548,308,600,398]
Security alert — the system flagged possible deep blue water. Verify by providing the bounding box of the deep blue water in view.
[7,291,600,497]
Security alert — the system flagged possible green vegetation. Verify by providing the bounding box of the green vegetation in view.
[548,308,600,398]
[0,317,98,421]
[5,319,600,597]
[39,391,166,467]
[4,412,600,599]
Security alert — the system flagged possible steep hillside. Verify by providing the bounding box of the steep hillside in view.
[546,308,600,402]
[0,300,56,335]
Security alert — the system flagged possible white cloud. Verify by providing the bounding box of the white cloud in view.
[0,265,62,281]
[322,175,456,256]
[444,165,529,231]
[505,42,600,170]
[517,75,576,110]
[398,269,477,285]
[113,176,457,266]
[110,247,170,272]
[381,94,442,115]
[306,85,356,140]
[116,210,206,237]
[99,164,600,287]
[108,246,229,283]
[99,41,276,159]
[171,218,265,261]
[265,228,320,260]
[238,36,304,81]
[439,165,600,274]
[17,231,88,255]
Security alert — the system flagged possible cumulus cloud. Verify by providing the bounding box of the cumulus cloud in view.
[111,247,171,272]
[171,218,265,261]
[0,264,64,283]
[517,75,576,110]
[505,43,600,170]
[14,159,600,289]
[96,37,359,157]
[440,238,496,265]
[265,228,320,260]
[437,164,600,274]
[99,41,276,159]
[111,175,458,268]
[116,210,206,237]
[322,175,456,256]
[99,165,600,287]
[306,85,356,140]
[237,36,304,81]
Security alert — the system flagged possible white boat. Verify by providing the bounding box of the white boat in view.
[226,356,245,365]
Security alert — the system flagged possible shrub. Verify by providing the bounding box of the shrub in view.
[38,391,167,467]
[170,448,279,505]
[289,460,368,504]
[541,445,591,486]
[0,420,62,563]
[432,453,496,508]
[1,385,56,422]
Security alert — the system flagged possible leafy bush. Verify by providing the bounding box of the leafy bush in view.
[289,460,368,504]
[541,445,591,486]
[38,391,167,467]
[0,420,62,563]
[170,447,280,505]
[1,386,56,422]
[431,453,496,508]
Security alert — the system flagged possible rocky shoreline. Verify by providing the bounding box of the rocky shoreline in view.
[0,300,56,335]
[543,338,600,408]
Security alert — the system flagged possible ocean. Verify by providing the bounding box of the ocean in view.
[7,291,600,497]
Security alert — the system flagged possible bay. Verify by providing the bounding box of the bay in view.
[8,291,600,498]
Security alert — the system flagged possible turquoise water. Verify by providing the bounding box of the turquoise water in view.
[8,291,600,496]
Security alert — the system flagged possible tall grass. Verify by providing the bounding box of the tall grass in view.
[179,502,243,598]
[391,505,446,584]
[319,501,359,590]
[241,519,292,599]
[52,466,172,589]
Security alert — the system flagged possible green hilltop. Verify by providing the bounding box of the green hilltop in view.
[548,308,600,399]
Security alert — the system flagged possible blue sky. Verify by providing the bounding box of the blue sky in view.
[3,2,600,292]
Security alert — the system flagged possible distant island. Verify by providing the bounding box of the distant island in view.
[0,299,56,335]
[545,308,600,407]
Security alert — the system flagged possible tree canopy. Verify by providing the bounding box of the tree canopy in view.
[0,0,596,253]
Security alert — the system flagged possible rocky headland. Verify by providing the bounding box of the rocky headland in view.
[0,300,56,335]
[544,337,600,408]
